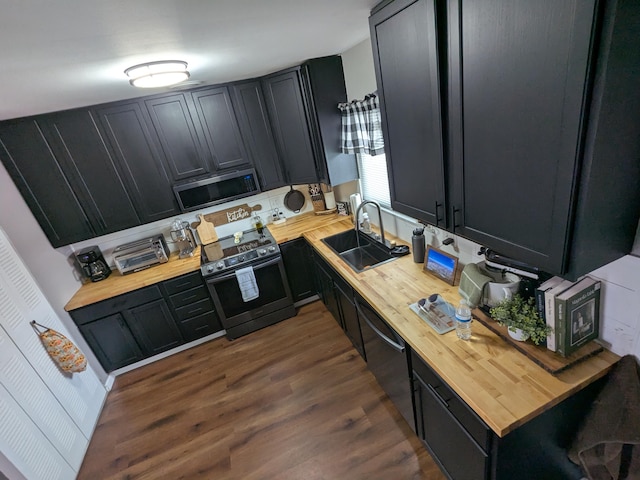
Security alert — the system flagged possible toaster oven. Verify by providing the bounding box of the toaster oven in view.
[113,235,169,275]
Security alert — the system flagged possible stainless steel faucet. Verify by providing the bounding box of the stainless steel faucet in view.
[355,200,386,248]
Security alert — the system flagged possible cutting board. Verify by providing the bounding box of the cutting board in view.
[195,214,218,245]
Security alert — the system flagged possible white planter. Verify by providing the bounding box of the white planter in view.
[508,328,529,342]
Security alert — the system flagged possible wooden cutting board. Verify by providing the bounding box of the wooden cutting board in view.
[195,214,218,245]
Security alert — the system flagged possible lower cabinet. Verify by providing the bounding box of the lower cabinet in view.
[280,238,317,303]
[70,272,222,372]
[312,251,364,358]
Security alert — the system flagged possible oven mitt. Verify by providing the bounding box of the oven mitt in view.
[458,263,492,308]
[31,321,87,373]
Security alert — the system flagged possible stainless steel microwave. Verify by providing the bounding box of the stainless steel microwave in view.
[173,168,260,212]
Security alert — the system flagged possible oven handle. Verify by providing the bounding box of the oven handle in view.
[206,255,282,284]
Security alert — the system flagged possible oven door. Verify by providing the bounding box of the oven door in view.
[205,255,293,329]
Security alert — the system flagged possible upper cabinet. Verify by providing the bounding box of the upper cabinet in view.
[262,56,359,186]
[232,80,286,191]
[143,94,211,181]
[94,101,181,223]
[370,0,640,277]
[189,86,251,171]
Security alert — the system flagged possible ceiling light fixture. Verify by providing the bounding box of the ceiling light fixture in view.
[124,60,190,88]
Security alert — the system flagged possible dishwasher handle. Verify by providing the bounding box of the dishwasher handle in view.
[356,301,405,353]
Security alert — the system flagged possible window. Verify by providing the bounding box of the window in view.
[357,152,391,208]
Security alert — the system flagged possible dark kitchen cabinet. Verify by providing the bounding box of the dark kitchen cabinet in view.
[160,271,222,342]
[190,86,250,171]
[262,56,359,186]
[70,285,185,372]
[370,0,445,226]
[232,80,286,190]
[280,238,316,303]
[0,119,96,247]
[78,314,144,372]
[94,101,181,223]
[144,94,211,181]
[370,0,640,278]
[312,251,364,358]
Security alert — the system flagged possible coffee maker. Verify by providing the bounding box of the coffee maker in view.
[77,246,111,282]
[170,219,196,258]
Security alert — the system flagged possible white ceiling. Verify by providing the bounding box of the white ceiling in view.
[0,0,379,121]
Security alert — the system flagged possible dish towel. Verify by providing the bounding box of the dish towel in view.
[458,262,492,308]
[568,355,640,479]
[235,266,259,302]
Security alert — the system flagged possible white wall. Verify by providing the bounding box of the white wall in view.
[340,38,640,360]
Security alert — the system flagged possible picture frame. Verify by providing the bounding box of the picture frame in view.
[424,246,459,285]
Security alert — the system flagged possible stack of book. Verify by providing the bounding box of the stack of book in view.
[535,275,601,357]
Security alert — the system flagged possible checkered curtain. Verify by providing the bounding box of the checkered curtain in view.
[338,94,385,156]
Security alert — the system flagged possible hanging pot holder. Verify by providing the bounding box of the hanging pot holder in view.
[31,321,87,373]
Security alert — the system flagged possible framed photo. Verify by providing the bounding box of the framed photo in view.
[424,246,458,285]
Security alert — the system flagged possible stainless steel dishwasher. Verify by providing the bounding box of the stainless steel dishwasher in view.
[355,293,414,431]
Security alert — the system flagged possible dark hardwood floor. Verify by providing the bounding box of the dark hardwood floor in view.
[78,301,446,479]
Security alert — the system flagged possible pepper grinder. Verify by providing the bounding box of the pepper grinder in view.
[412,227,426,263]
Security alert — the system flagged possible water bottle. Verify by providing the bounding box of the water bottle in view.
[412,227,426,263]
[455,299,472,340]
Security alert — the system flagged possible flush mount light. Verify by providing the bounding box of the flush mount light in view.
[124,60,190,88]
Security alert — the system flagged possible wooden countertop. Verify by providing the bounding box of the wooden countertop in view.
[64,214,618,437]
[299,218,618,437]
[64,248,202,311]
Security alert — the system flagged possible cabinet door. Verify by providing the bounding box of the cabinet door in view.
[125,299,183,356]
[39,109,141,236]
[191,86,250,171]
[313,252,341,326]
[262,69,319,184]
[95,101,180,222]
[280,238,316,303]
[447,0,597,273]
[232,81,286,190]
[334,278,365,359]
[144,94,211,180]
[370,0,446,226]
[79,313,144,372]
[0,119,95,247]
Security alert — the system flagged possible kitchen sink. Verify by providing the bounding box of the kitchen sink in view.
[321,229,397,273]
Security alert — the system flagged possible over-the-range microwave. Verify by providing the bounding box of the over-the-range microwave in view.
[173,168,260,212]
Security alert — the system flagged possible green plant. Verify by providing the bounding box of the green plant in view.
[489,294,552,345]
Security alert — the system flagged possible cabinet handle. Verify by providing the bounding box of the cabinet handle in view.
[452,207,461,234]
[426,382,449,409]
[434,202,443,227]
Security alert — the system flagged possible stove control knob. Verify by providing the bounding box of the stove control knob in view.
[239,256,245,262]
[216,262,224,270]
[258,248,267,256]
[268,246,277,253]
[206,265,215,273]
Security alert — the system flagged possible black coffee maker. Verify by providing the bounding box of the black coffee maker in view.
[77,246,111,282]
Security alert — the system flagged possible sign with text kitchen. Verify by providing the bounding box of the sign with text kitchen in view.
[204,204,262,226]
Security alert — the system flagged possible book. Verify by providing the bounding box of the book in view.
[555,277,600,357]
[544,279,575,351]
[535,276,565,321]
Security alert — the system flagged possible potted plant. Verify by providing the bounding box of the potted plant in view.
[489,294,552,345]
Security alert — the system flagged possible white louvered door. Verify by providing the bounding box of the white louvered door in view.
[0,228,107,479]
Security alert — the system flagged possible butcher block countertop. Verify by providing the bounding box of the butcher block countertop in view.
[64,212,618,437]
[64,248,202,311]
[280,213,619,438]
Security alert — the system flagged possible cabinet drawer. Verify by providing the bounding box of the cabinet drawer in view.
[70,286,162,325]
[178,311,222,342]
[162,271,204,295]
[169,285,209,309]
[411,351,491,452]
[174,298,214,321]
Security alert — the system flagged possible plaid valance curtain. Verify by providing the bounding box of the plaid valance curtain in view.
[337,94,385,156]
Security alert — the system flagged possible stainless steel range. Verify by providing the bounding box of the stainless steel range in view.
[201,227,295,340]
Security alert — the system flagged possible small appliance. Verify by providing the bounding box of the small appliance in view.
[113,235,169,275]
[170,219,196,258]
[76,246,111,282]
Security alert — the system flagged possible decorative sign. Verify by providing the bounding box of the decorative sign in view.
[203,204,262,226]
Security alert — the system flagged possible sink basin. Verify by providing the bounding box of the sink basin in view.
[321,229,397,273]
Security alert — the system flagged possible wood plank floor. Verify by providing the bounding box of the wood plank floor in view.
[78,301,446,480]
